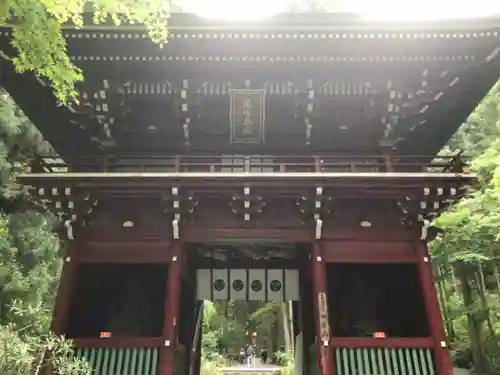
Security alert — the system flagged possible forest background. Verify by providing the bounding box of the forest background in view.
[2,0,500,374]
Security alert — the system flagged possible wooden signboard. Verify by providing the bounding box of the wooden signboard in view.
[317,292,330,342]
[230,89,265,144]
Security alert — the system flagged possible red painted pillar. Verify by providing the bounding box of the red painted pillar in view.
[416,241,453,375]
[159,241,184,375]
[300,267,312,375]
[311,241,335,375]
[51,241,78,336]
[43,241,78,375]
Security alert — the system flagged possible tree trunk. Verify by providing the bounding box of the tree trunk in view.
[288,301,295,350]
[476,264,500,358]
[493,262,500,292]
[437,265,455,339]
[282,302,293,351]
[271,321,279,354]
[483,246,500,292]
[458,268,488,373]
[450,266,458,293]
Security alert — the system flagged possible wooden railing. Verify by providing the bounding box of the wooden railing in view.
[71,338,185,375]
[71,347,159,375]
[335,347,435,375]
[331,338,435,375]
[34,154,468,174]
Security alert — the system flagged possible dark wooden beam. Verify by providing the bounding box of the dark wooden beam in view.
[322,241,417,263]
[73,337,163,348]
[79,227,416,242]
[330,337,434,348]
[76,241,172,263]
[18,171,475,189]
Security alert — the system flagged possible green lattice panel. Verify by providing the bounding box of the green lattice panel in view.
[335,348,436,375]
[73,347,159,375]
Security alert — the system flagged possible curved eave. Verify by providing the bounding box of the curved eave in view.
[0,61,98,157]
[2,13,500,157]
[397,61,500,156]
[67,12,500,32]
[2,12,500,32]
[17,171,476,186]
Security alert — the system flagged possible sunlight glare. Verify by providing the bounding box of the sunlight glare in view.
[185,0,500,21]
[350,0,500,21]
[184,0,290,20]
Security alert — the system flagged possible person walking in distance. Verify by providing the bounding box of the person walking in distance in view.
[260,348,268,364]
[246,344,254,366]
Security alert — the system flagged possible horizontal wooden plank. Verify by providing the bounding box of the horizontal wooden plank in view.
[331,337,434,348]
[72,337,163,348]
[323,241,416,263]
[80,227,416,243]
[18,171,475,180]
[183,228,310,242]
[324,228,415,241]
[76,241,172,263]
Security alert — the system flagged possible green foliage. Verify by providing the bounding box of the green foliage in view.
[199,355,226,375]
[430,79,500,373]
[0,0,173,104]
[201,299,290,359]
[0,324,91,375]
[0,210,61,333]
[0,92,86,373]
[274,350,294,375]
[448,83,500,157]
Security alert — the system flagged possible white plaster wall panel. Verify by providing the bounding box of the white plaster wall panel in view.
[248,269,266,300]
[267,269,284,301]
[285,269,300,301]
[229,269,247,300]
[212,268,229,300]
[196,269,211,300]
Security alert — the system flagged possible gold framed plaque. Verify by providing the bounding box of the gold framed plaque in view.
[229,89,265,144]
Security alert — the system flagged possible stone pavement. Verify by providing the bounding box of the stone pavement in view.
[220,358,282,375]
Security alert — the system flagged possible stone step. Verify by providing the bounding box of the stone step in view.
[221,371,281,375]
[221,364,282,375]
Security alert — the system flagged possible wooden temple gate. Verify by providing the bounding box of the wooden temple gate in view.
[19,155,473,375]
[3,11,500,375]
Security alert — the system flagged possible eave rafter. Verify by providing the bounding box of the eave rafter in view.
[396,185,468,240]
[179,79,191,145]
[229,186,267,223]
[368,66,469,146]
[59,27,500,42]
[161,186,199,239]
[70,79,130,147]
[29,186,99,240]
[295,185,333,238]
[304,79,316,146]
[19,169,475,243]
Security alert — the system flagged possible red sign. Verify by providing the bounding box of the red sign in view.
[374,332,386,339]
[100,332,111,338]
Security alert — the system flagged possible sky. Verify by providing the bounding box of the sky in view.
[183,0,500,21]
